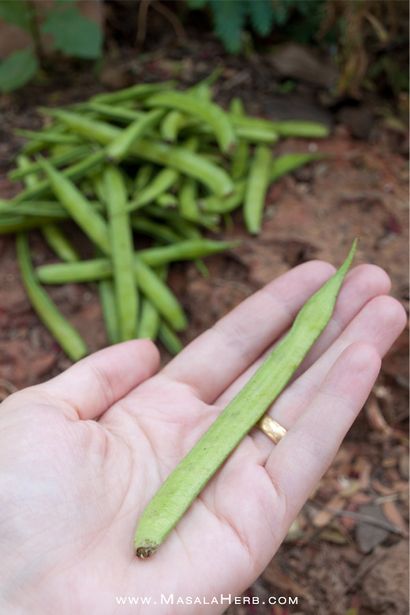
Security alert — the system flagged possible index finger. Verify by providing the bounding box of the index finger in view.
[163,261,335,403]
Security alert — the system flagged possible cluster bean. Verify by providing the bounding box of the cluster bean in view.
[4,75,329,357]
[133,241,357,558]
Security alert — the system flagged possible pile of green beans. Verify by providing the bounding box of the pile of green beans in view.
[3,76,329,360]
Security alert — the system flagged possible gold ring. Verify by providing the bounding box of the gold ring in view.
[258,416,287,444]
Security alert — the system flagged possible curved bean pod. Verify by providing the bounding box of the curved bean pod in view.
[99,279,120,344]
[48,110,233,196]
[103,165,138,340]
[91,81,176,104]
[13,150,106,203]
[16,233,87,361]
[156,193,178,208]
[129,168,179,211]
[133,257,187,331]
[138,266,167,340]
[133,241,357,557]
[158,321,183,355]
[160,110,186,142]
[42,225,80,263]
[138,297,161,340]
[201,181,246,214]
[36,240,239,283]
[39,158,111,255]
[79,102,144,124]
[135,164,154,191]
[146,91,236,153]
[131,216,181,244]
[271,152,325,182]
[9,145,91,181]
[16,129,82,146]
[244,145,272,234]
[107,109,164,162]
[269,120,329,138]
[0,215,61,234]
[16,155,80,264]
[231,139,249,179]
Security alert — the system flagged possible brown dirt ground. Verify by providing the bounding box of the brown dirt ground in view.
[0,45,408,615]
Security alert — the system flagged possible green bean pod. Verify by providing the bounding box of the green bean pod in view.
[156,193,178,208]
[146,206,201,239]
[135,164,155,191]
[79,102,144,124]
[129,168,179,211]
[9,145,91,181]
[99,279,120,345]
[158,321,183,355]
[230,115,279,143]
[106,109,164,162]
[21,123,68,155]
[134,257,187,331]
[138,297,161,340]
[137,266,167,340]
[13,150,106,203]
[179,177,199,222]
[160,110,186,142]
[16,233,87,361]
[103,165,138,341]
[269,120,329,138]
[47,111,233,196]
[0,215,61,234]
[229,97,245,116]
[39,158,111,255]
[159,77,215,143]
[231,140,249,180]
[271,152,325,182]
[131,216,182,244]
[44,109,119,143]
[244,145,272,235]
[36,240,238,283]
[16,156,80,264]
[42,225,80,263]
[235,125,279,144]
[146,91,236,153]
[16,129,82,146]
[201,181,246,214]
[132,140,233,197]
[133,241,357,557]
[91,81,176,104]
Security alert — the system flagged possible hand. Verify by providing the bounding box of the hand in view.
[0,260,405,614]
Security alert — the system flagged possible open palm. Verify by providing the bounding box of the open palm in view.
[0,260,405,615]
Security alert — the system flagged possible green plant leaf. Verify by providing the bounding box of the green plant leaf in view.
[41,5,102,59]
[0,48,38,92]
[187,0,208,8]
[0,0,31,30]
[210,0,247,53]
[272,0,290,27]
[248,0,274,36]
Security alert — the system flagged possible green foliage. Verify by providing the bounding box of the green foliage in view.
[186,0,327,52]
[0,0,102,91]
[41,3,102,60]
[186,0,285,53]
[209,0,248,54]
[0,0,31,30]
[0,48,38,93]
[249,0,275,36]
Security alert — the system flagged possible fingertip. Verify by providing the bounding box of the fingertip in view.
[104,338,161,377]
[130,338,161,372]
[297,259,336,279]
[341,341,381,374]
[345,264,392,299]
